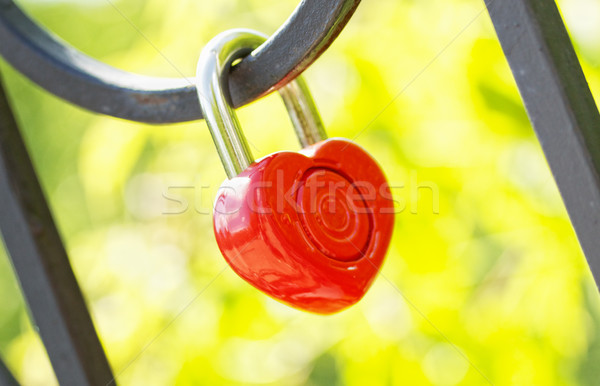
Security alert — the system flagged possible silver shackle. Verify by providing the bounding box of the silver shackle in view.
[196,29,328,179]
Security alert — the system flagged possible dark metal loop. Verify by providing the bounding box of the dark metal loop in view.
[0,0,360,124]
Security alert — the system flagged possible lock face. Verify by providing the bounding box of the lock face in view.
[213,138,394,314]
[197,29,394,314]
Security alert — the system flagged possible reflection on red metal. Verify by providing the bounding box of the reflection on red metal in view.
[213,138,394,314]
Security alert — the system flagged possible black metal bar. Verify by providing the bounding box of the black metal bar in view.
[0,0,360,124]
[0,73,115,385]
[0,358,18,386]
[485,0,600,287]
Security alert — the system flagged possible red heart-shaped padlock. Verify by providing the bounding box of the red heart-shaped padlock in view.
[213,138,394,314]
[197,29,395,314]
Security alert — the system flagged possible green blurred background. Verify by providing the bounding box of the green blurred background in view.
[2,0,600,384]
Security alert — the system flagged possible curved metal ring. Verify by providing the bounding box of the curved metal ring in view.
[197,29,327,178]
[0,0,360,124]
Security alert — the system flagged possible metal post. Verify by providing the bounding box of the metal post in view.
[485,0,600,288]
[0,73,115,385]
[0,358,18,386]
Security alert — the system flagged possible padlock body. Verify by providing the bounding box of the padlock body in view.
[213,138,394,314]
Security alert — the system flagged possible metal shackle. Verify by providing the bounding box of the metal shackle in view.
[196,29,328,179]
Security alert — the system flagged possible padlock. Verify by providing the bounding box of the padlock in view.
[196,29,394,314]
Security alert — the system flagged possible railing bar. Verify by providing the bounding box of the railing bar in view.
[0,0,361,123]
[0,357,18,386]
[485,0,600,287]
[0,72,115,385]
